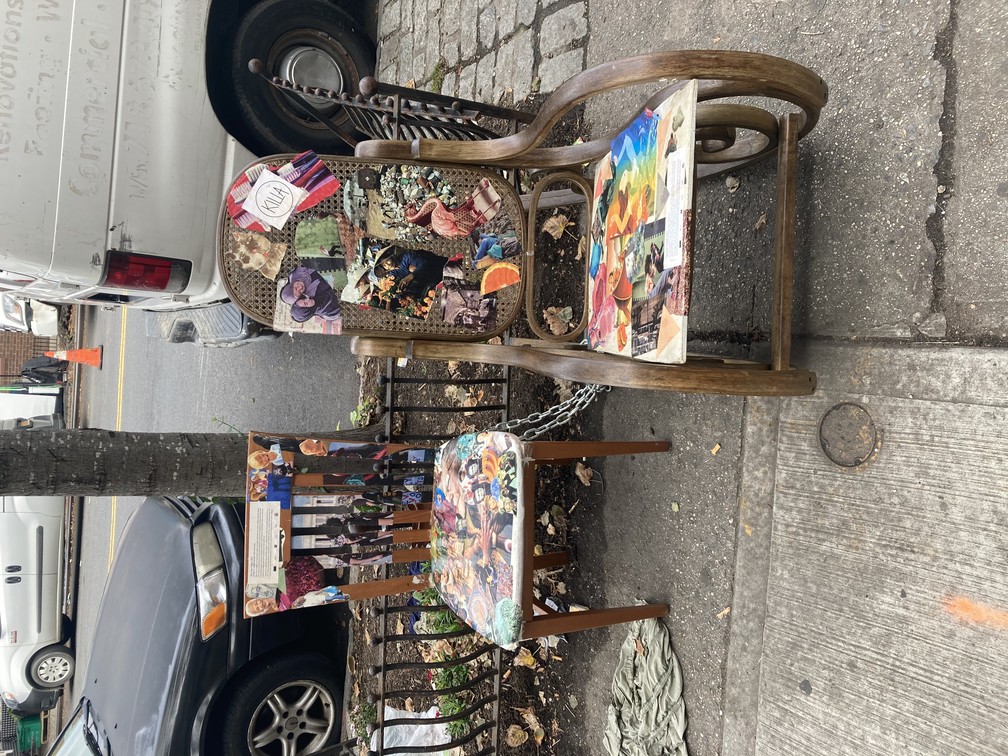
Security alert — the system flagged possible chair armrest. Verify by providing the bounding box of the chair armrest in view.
[356,50,827,171]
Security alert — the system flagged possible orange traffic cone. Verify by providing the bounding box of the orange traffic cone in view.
[46,347,103,369]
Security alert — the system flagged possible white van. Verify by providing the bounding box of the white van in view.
[0,0,373,320]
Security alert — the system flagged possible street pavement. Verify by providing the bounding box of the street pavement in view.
[377,1,1008,754]
[69,307,360,705]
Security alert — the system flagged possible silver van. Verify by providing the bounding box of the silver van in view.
[0,0,373,315]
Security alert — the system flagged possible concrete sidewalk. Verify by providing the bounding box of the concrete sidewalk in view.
[370,1,1008,753]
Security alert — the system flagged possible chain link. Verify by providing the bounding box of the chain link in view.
[492,384,610,440]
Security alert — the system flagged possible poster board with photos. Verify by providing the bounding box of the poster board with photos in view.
[243,432,433,618]
[221,154,527,340]
[586,81,697,364]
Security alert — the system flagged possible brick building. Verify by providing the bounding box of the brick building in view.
[0,331,57,381]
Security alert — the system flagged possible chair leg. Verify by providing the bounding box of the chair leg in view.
[522,603,668,638]
[533,551,570,570]
[771,111,799,372]
[525,440,670,463]
[341,573,430,601]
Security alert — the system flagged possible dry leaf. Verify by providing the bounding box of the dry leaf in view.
[547,523,556,536]
[725,175,740,193]
[635,638,647,656]
[405,78,416,88]
[444,384,467,403]
[713,35,722,43]
[514,646,539,670]
[543,305,574,335]
[542,213,574,239]
[711,443,722,456]
[554,378,574,403]
[540,511,550,527]
[575,462,593,486]
[717,606,732,619]
[670,501,680,513]
[505,724,528,747]
[534,544,544,556]
[538,690,547,706]
[754,212,767,231]
[568,695,579,709]
[446,360,461,375]
[395,617,405,635]
[404,697,414,712]
[555,581,567,595]
[517,707,545,746]
[576,235,587,261]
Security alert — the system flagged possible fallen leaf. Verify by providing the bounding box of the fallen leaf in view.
[713,35,722,43]
[550,504,565,523]
[547,523,556,536]
[505,724,528,747]
[446,360,461,375]
[568,694,579,710]
[711,443,722,456]
[540,511,550,527]
[554,378,574,403]
[635,638,647,656]
[743,522,753,537]
[353,681,360,699]
[534,544,543,556]
[542,213,574,239]
[538,690,547,706]
[717,606,732,619]
[395,617,405,635]
[404,697,414,712]
[725,175,740,193]
[555,581,567,595]
[754,212,767,231]
[517,707,545,746]
[543,305,574,335]
[670,501,680,513]
[514,646,539,670]
[405,78,416,88]
[576,235,587,261]
[575,462,593,486]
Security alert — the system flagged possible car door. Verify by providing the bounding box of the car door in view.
[0,497,64,654]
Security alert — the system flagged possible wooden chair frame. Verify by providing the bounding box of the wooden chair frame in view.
[348,50,827,396]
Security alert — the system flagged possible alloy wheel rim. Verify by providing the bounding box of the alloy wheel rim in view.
[247,679,336,756]
[37,655,71,683]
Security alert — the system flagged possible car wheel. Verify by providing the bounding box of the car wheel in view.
[221,653,342,755]
[231,0,375,155]
[28,645,74,689]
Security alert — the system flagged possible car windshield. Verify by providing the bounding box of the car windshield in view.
[48,698,109,756]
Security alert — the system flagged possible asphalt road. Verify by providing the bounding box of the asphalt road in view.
[69,306,361,705]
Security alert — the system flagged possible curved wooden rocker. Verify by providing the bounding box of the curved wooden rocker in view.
[350,50,827,396]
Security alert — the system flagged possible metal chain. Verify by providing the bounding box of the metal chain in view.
[492,384,610,440]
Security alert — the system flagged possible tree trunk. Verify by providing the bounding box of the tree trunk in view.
[0,424,386,497]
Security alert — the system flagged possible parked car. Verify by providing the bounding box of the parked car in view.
[0,496,72,715]
[0,295,58,339]
[48,497,349,755]
[0,0,374,342]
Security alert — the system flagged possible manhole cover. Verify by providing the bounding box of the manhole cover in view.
[818,402,881,468]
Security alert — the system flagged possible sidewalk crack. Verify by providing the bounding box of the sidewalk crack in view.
[925,0,960,319]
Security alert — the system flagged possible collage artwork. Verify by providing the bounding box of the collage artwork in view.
[243,433,432,619]
[224,153,522,336]
[587,80,698,364]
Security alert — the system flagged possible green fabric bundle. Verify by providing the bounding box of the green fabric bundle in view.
[603,617,688,756]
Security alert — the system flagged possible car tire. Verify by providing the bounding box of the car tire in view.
[61,613,74,644]
[28,645,74,689]
[220,652,342,755]
[231,0,375,156]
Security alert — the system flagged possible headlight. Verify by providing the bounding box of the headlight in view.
[192,523,227,641]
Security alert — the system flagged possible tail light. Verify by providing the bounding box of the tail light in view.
[101,251,192,293]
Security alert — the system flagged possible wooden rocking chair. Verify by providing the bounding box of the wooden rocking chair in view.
[348,50,828,396]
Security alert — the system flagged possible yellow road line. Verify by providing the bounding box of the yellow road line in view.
[108,308,128,567]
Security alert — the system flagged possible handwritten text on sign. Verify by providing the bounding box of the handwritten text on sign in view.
[241,171,307,229]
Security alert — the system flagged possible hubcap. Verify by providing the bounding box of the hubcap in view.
[247,679,335,756]
[277,45,345,105]
[37,655,71,684]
